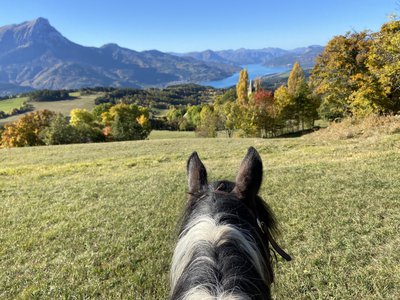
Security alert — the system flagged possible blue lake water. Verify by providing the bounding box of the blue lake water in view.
[201,64,290,88]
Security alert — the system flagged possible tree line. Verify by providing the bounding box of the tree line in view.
[163,19,400,137]
[1,19,399,146]
[163,62,319,138]
[0,103,151,147]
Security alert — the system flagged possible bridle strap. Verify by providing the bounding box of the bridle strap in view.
[257,218,292,262]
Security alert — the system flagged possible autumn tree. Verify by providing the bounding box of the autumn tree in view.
[236,69,249,106]
[310,31,373,119]
[196,105,219,137]
[0,110,55,147]
[102,103,151,140]
[253,90,277,137]
[92,103,113,121]
[289,63,319,129]
[215,101,241,137]
[273,63,318,131]
[70,108,104,143]
[367,19,400,113]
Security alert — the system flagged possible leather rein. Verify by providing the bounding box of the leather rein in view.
[256,217,292,261]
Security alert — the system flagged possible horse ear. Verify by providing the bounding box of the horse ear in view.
[187,152,208,193]
[233,147,263,200]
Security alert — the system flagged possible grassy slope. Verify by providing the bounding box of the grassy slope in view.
[0,92,99,126]
[0,97,28,114]
[0,133,399,299]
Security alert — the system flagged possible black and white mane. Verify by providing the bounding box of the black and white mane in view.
[170,147,291,300]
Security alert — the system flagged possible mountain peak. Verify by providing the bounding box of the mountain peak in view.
[101,43,121,50]
[23,17,53,33]
[32,17,50,26]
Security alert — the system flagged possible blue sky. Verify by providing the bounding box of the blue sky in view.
[1,0,397,52]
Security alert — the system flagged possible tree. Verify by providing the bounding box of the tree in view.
[70,109,95,127]
[367,20,400,113]
[92,103,113,121]
[289,63,319,129]
[236,69,249,106]
[185,105,202,130]
[215,101,241,138]
[69,108,104,143]
[111,113,145,141]
[253,90,278,137]
[196,105,218,137]
[165,107,185,130]
[102,103,151,140]
[40,113,78,145]
[235,97,259,137]
[28,90,70,102]
[0,110,55,147]
[310,31,373,119]
[273,63,318,131]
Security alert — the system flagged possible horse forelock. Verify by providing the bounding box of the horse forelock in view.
[170,182,275,300]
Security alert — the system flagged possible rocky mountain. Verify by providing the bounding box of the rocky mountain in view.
[176,45,324,67]
[0,18,238,93]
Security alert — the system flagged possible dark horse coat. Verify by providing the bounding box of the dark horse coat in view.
[170,147,291,300]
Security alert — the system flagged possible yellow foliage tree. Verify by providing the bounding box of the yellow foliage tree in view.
[70,109,94,127]
[0,110,55,147]
[236,69,249,106]
[367,20,400,113]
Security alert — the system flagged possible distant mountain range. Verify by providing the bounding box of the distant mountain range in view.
[0,18,238,95]
[0,18,324,95]
[172,46,324,68]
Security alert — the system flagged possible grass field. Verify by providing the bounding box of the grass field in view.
[0,97,28,114]
[1,132,399,299]
[148,130,231,139]
[149,130,196,140]
[0,92,100,126]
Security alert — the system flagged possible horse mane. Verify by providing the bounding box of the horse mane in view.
[170,148,290,300]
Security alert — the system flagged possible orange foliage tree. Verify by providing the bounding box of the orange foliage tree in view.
[0,110,55,147]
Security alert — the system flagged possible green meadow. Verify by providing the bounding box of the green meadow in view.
[0,132,399,299]
[0,97,28,114]
[0,92,99,126]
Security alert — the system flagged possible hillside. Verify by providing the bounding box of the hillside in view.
[0,18,238,93]
[0,133,399,299]
[0,92,99,126]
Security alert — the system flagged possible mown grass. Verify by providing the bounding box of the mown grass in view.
[149,130,196,140]
[0,132,399,299]
[0,92,100,126]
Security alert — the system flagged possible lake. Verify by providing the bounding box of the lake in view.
[201,64,290,88]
